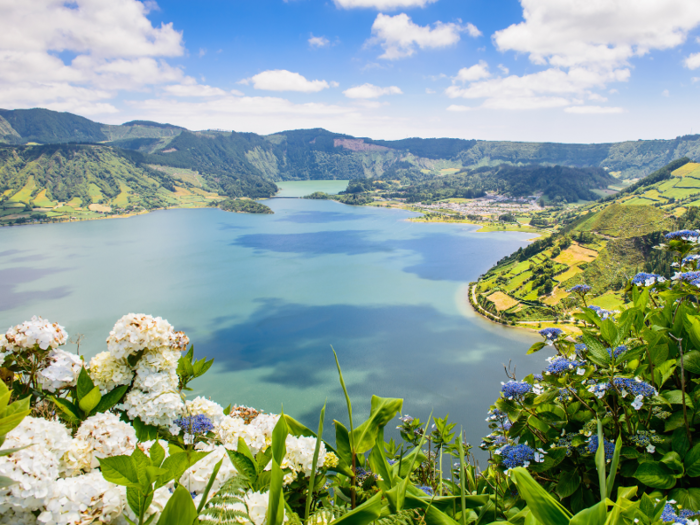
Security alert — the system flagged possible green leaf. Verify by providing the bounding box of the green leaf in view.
[595,420,606,502]
[329,493,384,525]
[267,409,288,525]
[156,484,197,525]
[78,386,102,414]
[76,366,95,400]
[197,457,223,513]
[369,431,393,492]
[599,319,619,348]
[305,402,326,521]
[570,500,607,525]
[672,428,691,457]
[226,449,257,482]
[333,420,352,467]
[606,433,622,499]
[556,471,581,499]
[634,461,677,489]
[133,417,160,441]
[126,486,145,517]
[510,467,572,525]
[98,456,140,487]
[681,350,700,374]
[669,488,700,512]
[92,385,128,415]
[47,396,80,425]
[581,334,611,366]
[150,441,166,468]
[332,348,354,448]
[527,342,547,355]
[660,451,684,476]
[685,443,700,477]
[351,395,403,454]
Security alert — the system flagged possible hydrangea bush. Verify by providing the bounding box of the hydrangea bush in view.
[1,229,700,525]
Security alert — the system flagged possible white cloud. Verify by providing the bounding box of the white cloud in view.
[425,88,435,94]
[454,61,490,82]
[308,35,330,48]
[686,52,700,70]
[334,0,437,9]
[465,23,482,38]
[498,64,509,75]
[0,0,185,115]
[493,0,700,70]
[343,83,402,99]
[662,89,670,97]
[442,0,700,112]
[369,13,468,59]
[163,79,227,97]
[242,70,333,92]
[198,48,207,57]
[565,106,624,114]
[447,105,472,112]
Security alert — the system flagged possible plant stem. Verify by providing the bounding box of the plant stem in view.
[670,335,693,447]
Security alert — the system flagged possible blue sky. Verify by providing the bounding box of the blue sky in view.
[2,0,700,142]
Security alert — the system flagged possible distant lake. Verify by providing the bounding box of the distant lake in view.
[0,182,547,455]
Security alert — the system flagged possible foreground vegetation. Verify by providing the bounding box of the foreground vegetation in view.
[1,229,700,524]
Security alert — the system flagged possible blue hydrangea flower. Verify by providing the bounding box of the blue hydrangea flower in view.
[501,380,532,400]
[665,230,700,241]
[586,435,615,461]
[607,345,627,360]
[588,305,614,319]
[174,414,215,436]
[417,485,434,496]
[681,254,700,268]
[557,387,577,403]
[497,444,536,470]
[539,328,563,345]
[611,377,657,398]
[574,343,587,353]
[486,408,508,423]
[672,271,700,287]
[661,503,700,524]
[631,272,665,287]
[546,356,584,375]
[568,284,591,294]
[587,382,610,398]
[533,373,543,381]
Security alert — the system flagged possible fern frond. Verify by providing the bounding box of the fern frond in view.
[199,476,252,524]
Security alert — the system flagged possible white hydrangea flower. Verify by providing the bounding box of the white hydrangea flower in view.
[88,351,134,394]
[75,412,137,465]
[217,415,267,455]
[0,417,72,511]
[132,367,179,394]
[61,439,94,477]
[106,314,179,360]
[180,445,238,496]
[186,397,225,426]
[2,316,68,353]
[37,471,126,525]
[245,490,287,525]
[285,435,326,476]
[39,349,83,393]
[135,347,182,374]
[0,507,37,525]
[119,390,185,433]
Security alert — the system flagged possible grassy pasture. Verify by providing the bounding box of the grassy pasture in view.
[487,291,519,311]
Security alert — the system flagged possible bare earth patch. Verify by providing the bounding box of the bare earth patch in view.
[88,204,112,213]
[554,243,598,265]
[487,291,519,311]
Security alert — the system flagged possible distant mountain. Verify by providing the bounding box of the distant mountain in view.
[1,107,699,185]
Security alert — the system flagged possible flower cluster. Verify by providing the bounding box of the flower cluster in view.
[665,230,700,241]
[586,435,615,461]
[501,380,532,400]
[681,254,700,268]
[631,272,665,287]
[588,305,614,320]
[557,387,577,403]
[496,444,544,470]
[607,345,627,360]
[545,356,583,375]
[672,271,700,287]
[538,328,563,345]
[0,316,68,355]
[38,349,83,393]
[629,430,662,454]
[661,503,700,525]
[175,414,215,438]
[567,284,591,294]
[88,351,134,394]
[611,377,657,398]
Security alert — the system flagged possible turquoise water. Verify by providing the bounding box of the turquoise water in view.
[0,185,547,452]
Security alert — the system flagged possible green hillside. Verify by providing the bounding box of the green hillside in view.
[470,160,696,327]
[0,144,224,225]
[1,108,699,181]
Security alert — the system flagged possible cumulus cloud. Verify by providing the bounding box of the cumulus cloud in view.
[453,61,490,82]
[565,106,624,114]
[343,83,402,98]
[163,79,228,97]
[465,23,482,38]
[308,35,330,48]
[334,0,438,9]
[0,0,185,115]
[686,52,700,70]
[241,70,333,92]
[444,0,700,112]
[369,13,471,59]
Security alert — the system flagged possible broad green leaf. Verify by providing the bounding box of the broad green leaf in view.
[333,420,352,468]
[329,493,384,525]
[599,319,619,348]
[133,417,160,441]
[156,484,197,525]
[78,386,102,414]
[595,420,606,502]
[669,488,700,512]
[332,348,354,447]
[92,384,128,415]
[664,390,694,409]
[98,456,140,487]
[510,467,572,525]
[150,441,166,468]
[282,414,316,438]
[581,334,610,366]
[47,396,80,425]
[226,449,257,482]
[126,486,144,518]
[267,410,288,525]
[606,433,622,499]
[556,471,581,499]
[570,500,606,525]
[681,350,700,374]
[368,429,393,492]
[402,492,461,525]
[527,342,547,355]
[634,461,677,489]
[76,366,95,400]
[351,395,403,454]
[660,451,684,476]
[685,443,700,477]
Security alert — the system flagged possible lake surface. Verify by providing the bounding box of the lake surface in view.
[0,183,547,454]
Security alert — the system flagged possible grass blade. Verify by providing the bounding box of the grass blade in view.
[305,401,326,523]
